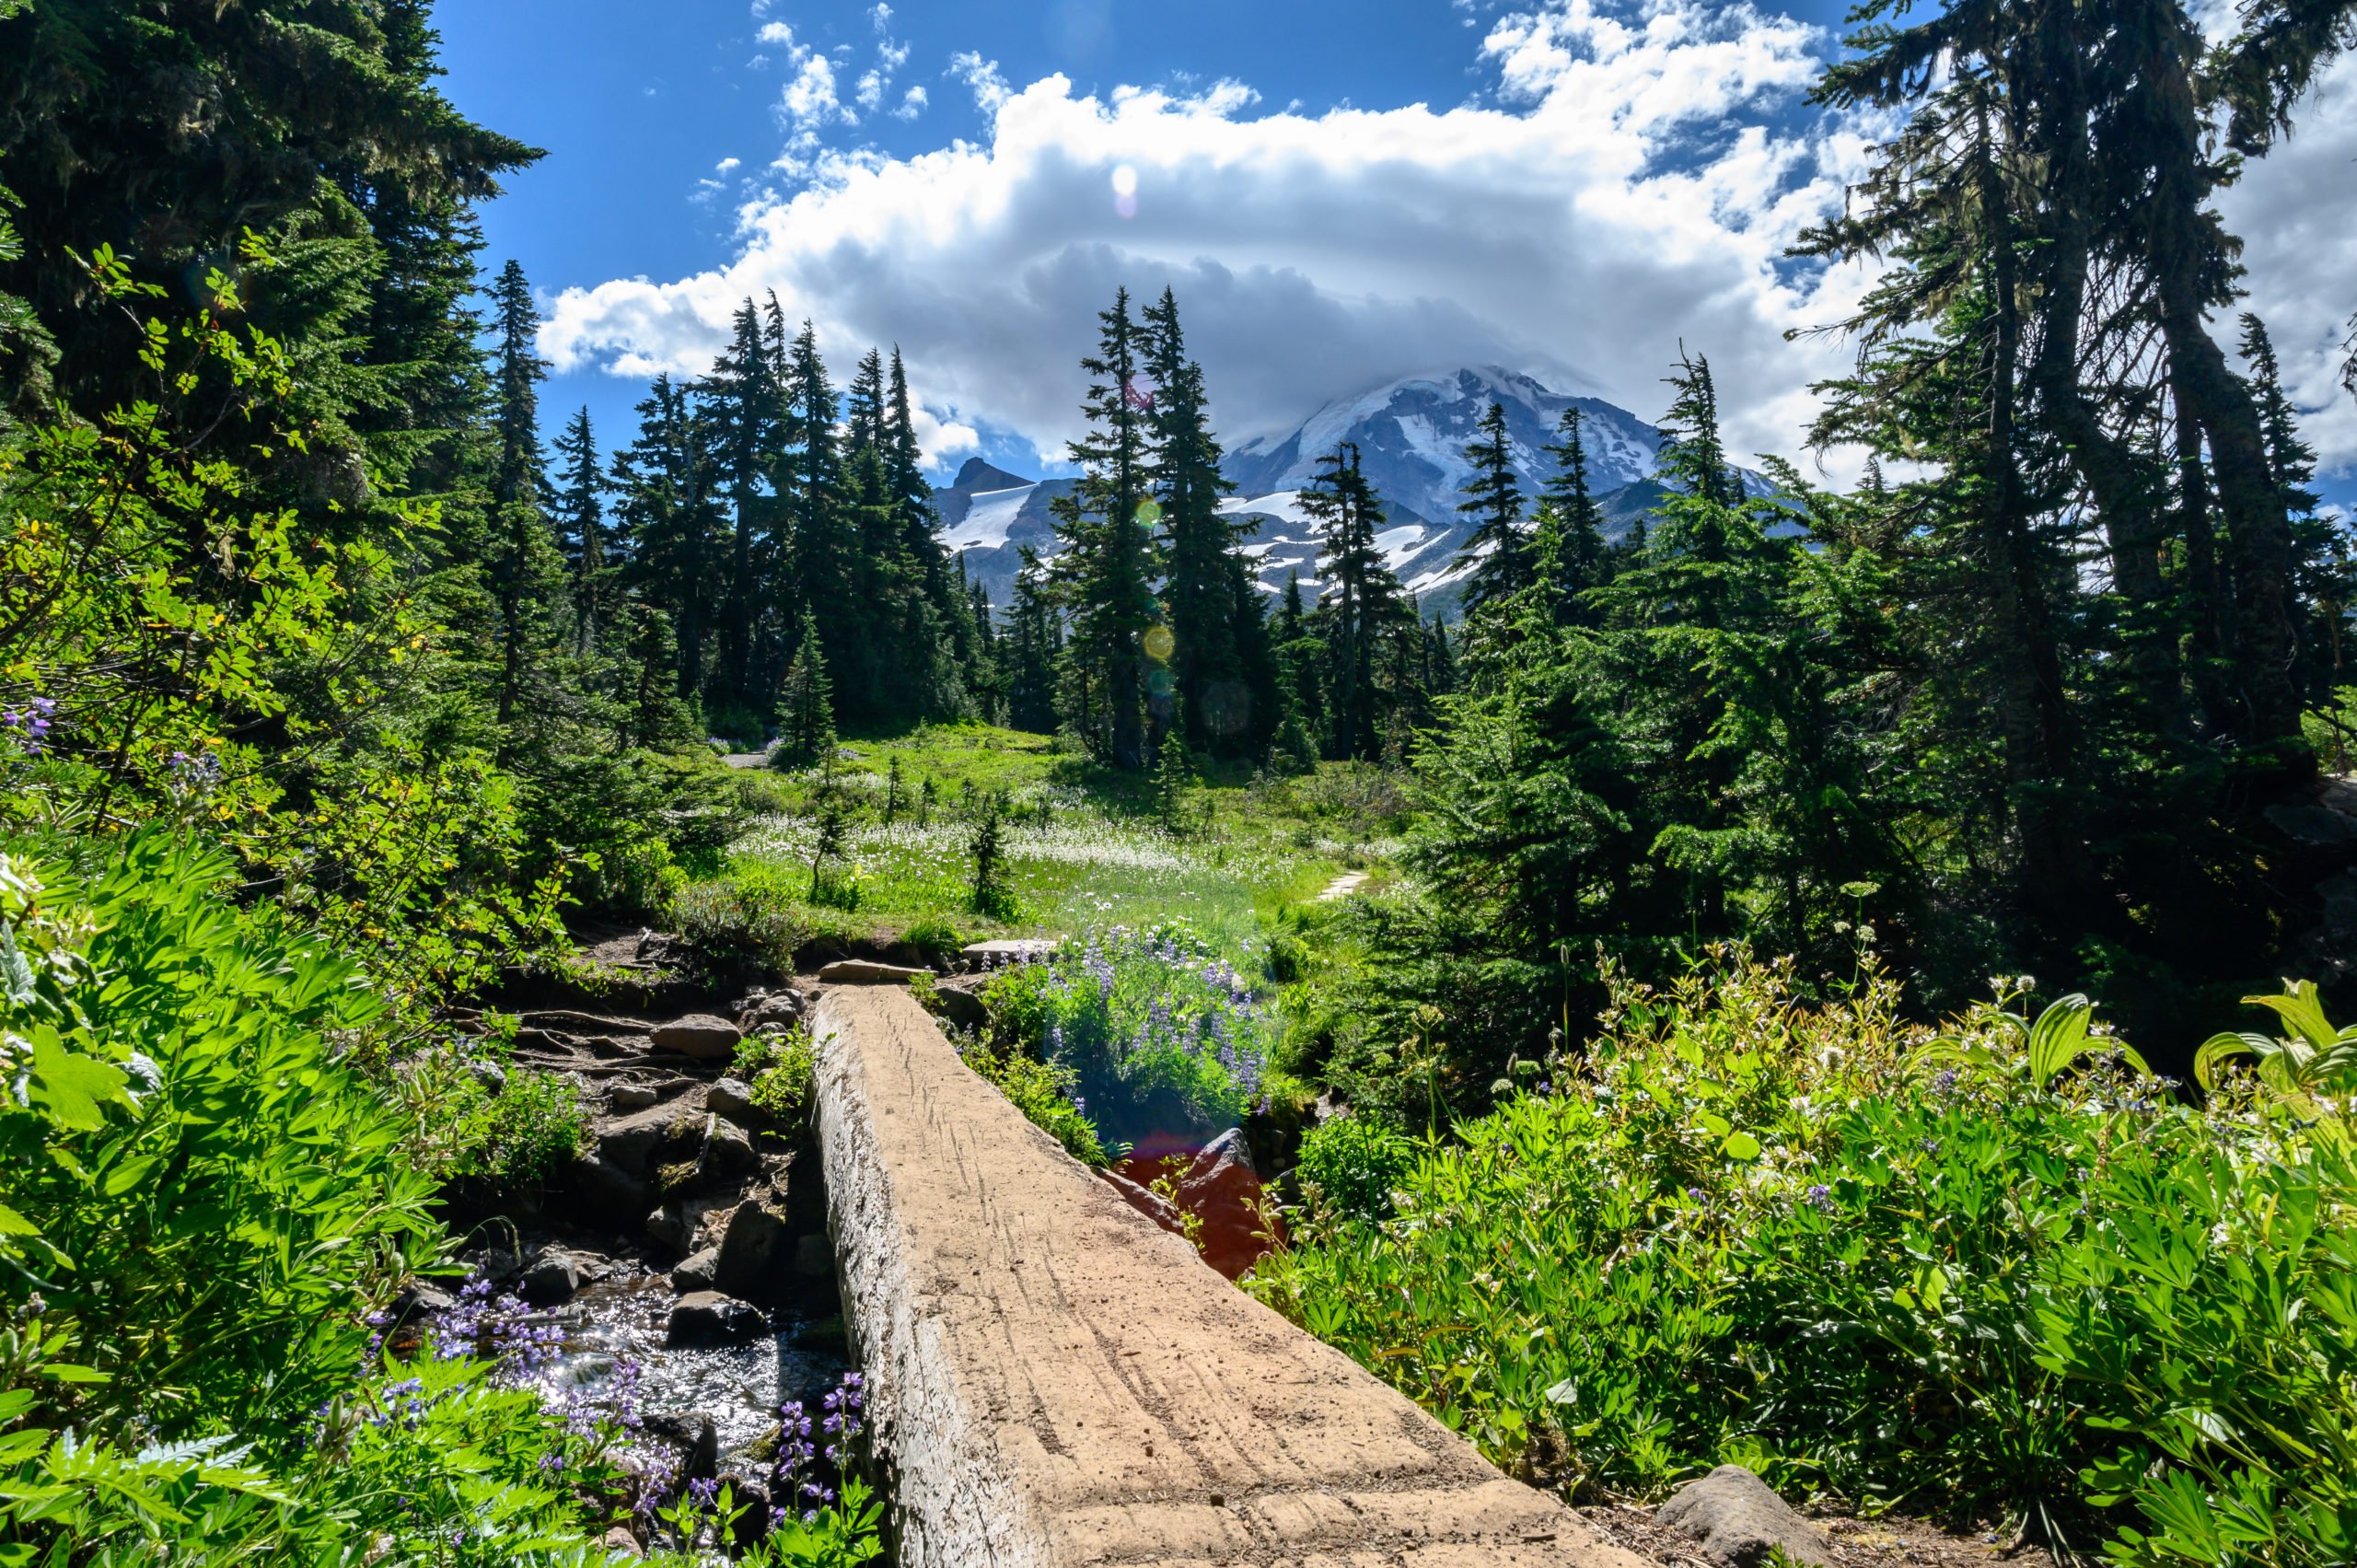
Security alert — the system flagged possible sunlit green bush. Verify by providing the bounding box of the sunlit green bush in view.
[0,832,633,1562]
[1251,952,2357,1565]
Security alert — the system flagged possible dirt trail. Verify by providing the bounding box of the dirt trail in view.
[1314,869,1368,901]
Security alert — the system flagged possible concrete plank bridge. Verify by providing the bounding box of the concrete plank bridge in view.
[812,985,1649,1568]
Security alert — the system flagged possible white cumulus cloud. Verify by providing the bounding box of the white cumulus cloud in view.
[546,0,2357,482]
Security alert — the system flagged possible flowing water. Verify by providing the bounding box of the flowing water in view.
[523,1275,847,1455]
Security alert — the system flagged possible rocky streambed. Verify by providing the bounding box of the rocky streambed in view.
[411,971,854,1547]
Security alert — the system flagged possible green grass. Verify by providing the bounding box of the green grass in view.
[721,722,1409,957]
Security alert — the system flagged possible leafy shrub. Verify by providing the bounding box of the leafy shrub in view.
[735,1023,819,1126]
[0,831,633,1562]
[1251,953,2357,1566]
[672,864,820,974]
[1295,1112,1416,1221]
[953,1032,1111,1167]
[981,922,1274,1142]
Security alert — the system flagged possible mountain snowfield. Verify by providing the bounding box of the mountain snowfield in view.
[935,366,1686,613]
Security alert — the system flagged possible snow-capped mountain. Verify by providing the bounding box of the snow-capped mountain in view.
[935,366,1689,613]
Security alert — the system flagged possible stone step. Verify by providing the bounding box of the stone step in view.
[811,986,1650,1568]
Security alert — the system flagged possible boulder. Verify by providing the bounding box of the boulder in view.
[651,1014,740,1060]
[598,1101,702,1179]
[714,1198,793,1297]
[669,1246,720,1291]
[794,1233,833,1281]
[647,1192,736,1255]
[518,1249,585,1306]
[601,1525,643,1559]
[668,1291,767,1346]
[816,959,929,985]
[927,979,988,1034]
[700,1118,761,1184]
[554,1152,653,1221]
[706,1076,761,1126]
[1655,1466,1837,1568]
[1175,1129,1283,1282]
[1099,1168,1186,1237]
[609,1083,659,1111]
[734,990,805,1032]
[716,1469,772,1543]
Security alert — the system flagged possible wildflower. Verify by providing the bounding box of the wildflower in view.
[688,1476,720,1506]
[1805,1183,1836,1214]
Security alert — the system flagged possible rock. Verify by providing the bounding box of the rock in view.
[794,1233,833,1280]
[1655,1465,1837,1568]
[470,1060,507,1094]
[668,1291,767,1346]
[646,1191,737,1254]
[459,1246,524,1285]
[927,979,989,1034]
[1173,1129,1283,1282]
[601,1525,642,1559]
[651,1013,740,1060]
[609,1082,659,1111]
[718,1470,772,1542]
[1099,1168,1186,1236]
[714,1197,793,1297]
[706,1076,761,1125]
[734,990,805,1031]
[555,1152,654,1222]
[670,1246,720,1291]
[683,1415,720,1479]
[518,1249,585,1306]
[701,1118,761,1184]
[816,959,929,985]
[598,1101,702,1179]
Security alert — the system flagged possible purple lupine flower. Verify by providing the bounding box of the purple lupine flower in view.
[689,1476,720,1506]
[1805,1183,1836,1214]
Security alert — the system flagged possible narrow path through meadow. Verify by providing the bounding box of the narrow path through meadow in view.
[1316,869,1368,901]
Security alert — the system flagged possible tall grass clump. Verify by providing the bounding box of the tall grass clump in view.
[1249,951,2357,1566]
[982,923,1277,1143]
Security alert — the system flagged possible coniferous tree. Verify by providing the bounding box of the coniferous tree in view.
[1004,547,1063,734]
[1144,287,1267,755]
[1533,407,1608,626]
[483,260,565,739]
[1301,444,1411,761]
[1455,401,1530,616]
[551,408,613,656]
[698,300,782,714]
[1049,288,1160,770]
[615,375,723,701]
[773,620,838,771]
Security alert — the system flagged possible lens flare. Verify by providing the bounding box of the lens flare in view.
[1144,626,1176,662]
[1135,498,1163,527]
[1110,163,1139,219]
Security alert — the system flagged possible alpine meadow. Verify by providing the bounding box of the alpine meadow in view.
[5,1,2357,1565]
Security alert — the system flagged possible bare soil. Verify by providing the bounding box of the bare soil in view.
[1577,1499,2055,1568]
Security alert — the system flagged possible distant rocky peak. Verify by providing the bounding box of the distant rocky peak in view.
[950,456,1033,493]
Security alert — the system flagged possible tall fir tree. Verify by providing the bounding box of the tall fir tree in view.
[1144,287,1267,755]
[1454,401,1530,616]
[551,408,613,656]
[1048,288,1161,770]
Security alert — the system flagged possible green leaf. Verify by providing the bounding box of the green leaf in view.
[26,1033,130,1132]
[2026,994,2094,1088]
[1722,1131,1762,1162]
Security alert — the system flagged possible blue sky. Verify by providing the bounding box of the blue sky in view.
[434,0,2357,492]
